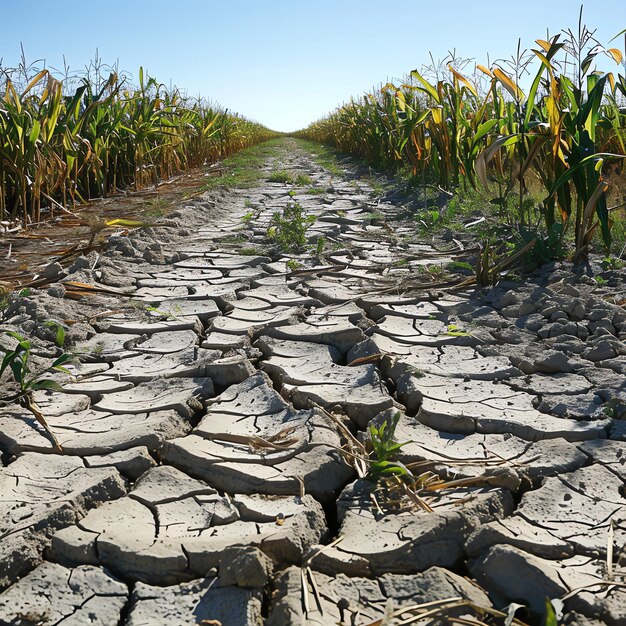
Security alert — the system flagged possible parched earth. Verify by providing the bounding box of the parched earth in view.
[0,138,624,625]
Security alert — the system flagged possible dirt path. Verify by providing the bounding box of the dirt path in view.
[0,138,624,625]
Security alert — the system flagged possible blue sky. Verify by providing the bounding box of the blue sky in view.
[2,0,624,131]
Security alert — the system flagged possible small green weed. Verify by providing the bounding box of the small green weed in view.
[372,184,385,196]
[416,209,444,234]
[447,261,474,272]
[314,235,326,255]
[44,321,66,347]
[295,173,312,186]
[240,246,266,256]
[415,264,448,281]
[145,305,177,320]
[267,202,316,252]
[517,224,566,266]
[299,139,343,176]
[0,326,74,450]
[219,234,246,244]
[445,324,470,337]
[91,341,104,355]
[268,170,293,184]
[363,211,383,222]
[366,412,411,483]
[601,256,625,271]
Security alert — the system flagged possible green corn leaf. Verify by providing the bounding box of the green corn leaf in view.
[51,353,74,368]
[44,321,65,347]
[10,358,26,387]
[473,119,499,144]
[543,598,558,626]
[371,461,410,478]
[30,379,64,392]
[28,119,41,144]
[1,351,16,377]
[548,152,626,195]
[0,329,27,342]
[409,69,441,104]
[609,28,626,43]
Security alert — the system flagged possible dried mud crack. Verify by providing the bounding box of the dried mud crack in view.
[0,137,625,625]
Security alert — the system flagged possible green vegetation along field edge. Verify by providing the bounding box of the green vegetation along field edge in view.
[299,9,626,265]
[0,56,279,226]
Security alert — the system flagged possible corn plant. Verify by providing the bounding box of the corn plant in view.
[301,12,626,262]
[366,411,412,483]
[478,26,625,261]
[0,58,276,225]
[0,326,73,450]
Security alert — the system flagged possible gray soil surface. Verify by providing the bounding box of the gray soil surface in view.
[0,137,624,625]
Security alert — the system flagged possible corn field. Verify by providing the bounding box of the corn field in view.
[301,17,626,260]
[0,61,274,226]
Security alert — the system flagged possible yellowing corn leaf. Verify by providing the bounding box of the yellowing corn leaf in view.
[23,70,49,96]
[608,72,616,94]
[62,281,133,295]
[104,218,150,228]
[5,80,21,113]
[476,64,494,77]
[448,66,478,97]
[492,68,525,101]
[577,181,609,257]
[395,90,406,111]
[607,48,623,64]
[536,39,552,52]
[475,134,520,189]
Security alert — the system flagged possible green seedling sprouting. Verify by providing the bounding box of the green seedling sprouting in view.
[0,326,74,450]
[366,412,412,483]
[44,321,66,347]
[315,235,326,256]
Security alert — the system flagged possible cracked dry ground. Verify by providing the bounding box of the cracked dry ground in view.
[0,138,625,626]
